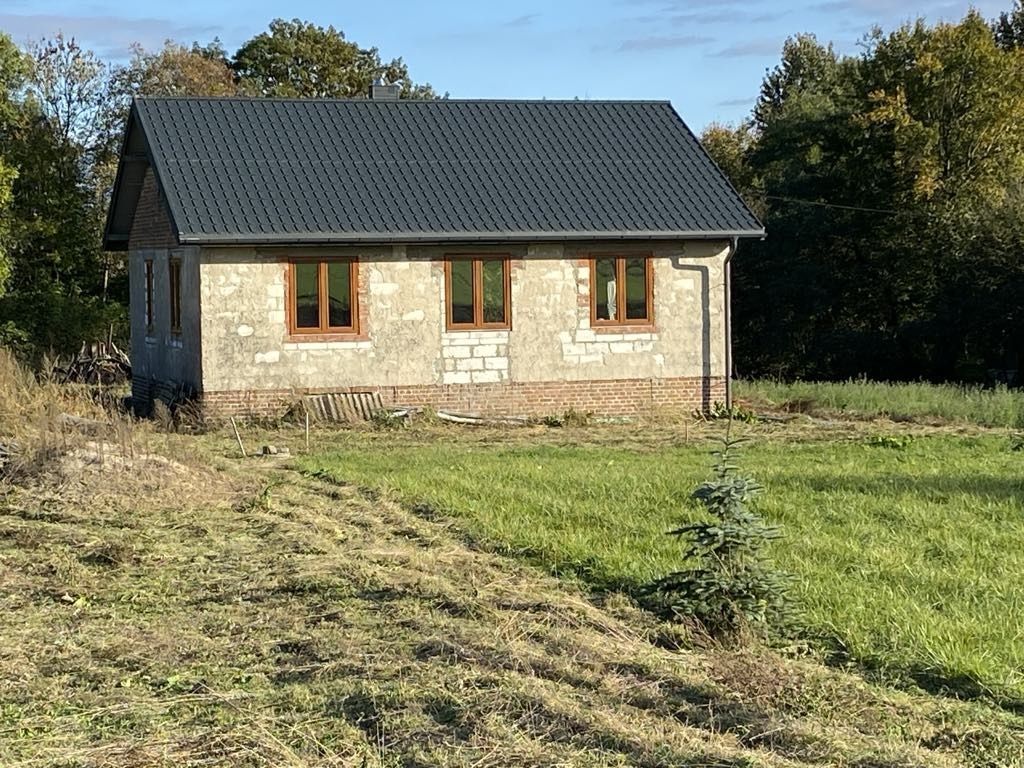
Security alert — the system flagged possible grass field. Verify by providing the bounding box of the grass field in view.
[737,378,1024,427]
[301,427,1024,705]
[4,357,1024,765]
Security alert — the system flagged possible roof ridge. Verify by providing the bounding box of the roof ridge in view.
[133,96,674,105]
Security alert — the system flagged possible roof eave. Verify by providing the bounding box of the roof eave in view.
[182,229,766,246]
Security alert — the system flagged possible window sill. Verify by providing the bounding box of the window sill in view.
[168,336,183,349]
[444,326,511,333]
[592,324,656,334]
[286,332,369,343]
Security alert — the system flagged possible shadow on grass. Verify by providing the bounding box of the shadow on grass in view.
[309,470,1024,718]
[810,634,1024,715]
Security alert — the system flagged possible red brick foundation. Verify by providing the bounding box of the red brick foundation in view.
[198,376,725,420]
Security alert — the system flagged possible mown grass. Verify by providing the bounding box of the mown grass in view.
[14,430,1024,767]
[737,378,1024,427]
[301,428,1024,705]
[3,348,1023,766]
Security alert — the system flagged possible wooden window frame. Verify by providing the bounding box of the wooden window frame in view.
[444,255,512,331]
[144,258,154,332]
[589,254,654,327]
[286,257,360,336]
[168,256,182,335]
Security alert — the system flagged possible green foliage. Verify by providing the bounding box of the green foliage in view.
[697,401,758,424]
[1010,432,1024,451]
[0,158,14,296]
[0,289,126,359]
[994,0,1024,49]
[866,434,913,450]
[232,18,437,99]
[708,9,1024,385]
[542,408,593,428]
[644,435,791,636]
[369,409,408,430]
[23,33,108,154]
[0,33,27,297]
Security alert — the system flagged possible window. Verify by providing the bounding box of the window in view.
[287,258,358,335]
[144,259,154,331]
[445,255,511,330]
[590,255,652,326]
[168,257,182,334]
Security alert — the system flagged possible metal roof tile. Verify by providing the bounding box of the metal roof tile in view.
[111,97,763,245]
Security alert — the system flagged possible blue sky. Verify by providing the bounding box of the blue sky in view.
[1,0,1010,128]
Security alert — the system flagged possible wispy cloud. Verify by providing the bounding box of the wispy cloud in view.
[717,96,755,108]
[617,34,714,51]
[502,13,540,28]
[708,37,782,58]
[0,12,223,59]
[619,2,790,30]
[808,0,995,20]
[666,11,739,24]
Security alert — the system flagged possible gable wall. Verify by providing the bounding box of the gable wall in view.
[129,167,178,250]
[128,168,202,411]
[196,241,728,418]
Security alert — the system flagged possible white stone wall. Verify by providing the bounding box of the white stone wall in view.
[441,331,510,385]
[197,241,729,393]
[506,241,727,383]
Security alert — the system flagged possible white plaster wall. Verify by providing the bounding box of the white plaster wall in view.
[197,241,729,393]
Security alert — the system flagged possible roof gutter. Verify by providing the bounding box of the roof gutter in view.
[181,229,766,246]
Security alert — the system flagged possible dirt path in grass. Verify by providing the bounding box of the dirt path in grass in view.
[1,444,1022,767]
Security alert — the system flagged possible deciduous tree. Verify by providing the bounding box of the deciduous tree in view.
[232,18,436,98]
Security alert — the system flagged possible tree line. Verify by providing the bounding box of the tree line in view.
[1,8,1023,386]
[706,3,1024,384]
[0,20,437,359]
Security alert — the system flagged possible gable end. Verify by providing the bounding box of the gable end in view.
[129,167,179,250]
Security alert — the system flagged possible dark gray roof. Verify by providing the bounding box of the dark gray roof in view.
[104,97,763,249]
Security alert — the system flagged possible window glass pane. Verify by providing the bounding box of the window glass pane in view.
[481,259,506,324]
[145,262,153,325]
[624,258,648,320]
[327,261,352,328]
[170,260,181,330]
[594,258,617,321]
[294,262,320,328]
[449,259,474,324]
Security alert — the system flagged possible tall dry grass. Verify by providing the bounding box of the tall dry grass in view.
[0,348,139,479]
[737,378,1024,427]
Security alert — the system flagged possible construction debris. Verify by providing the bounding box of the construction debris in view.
[55,340,131,385]
[435,410,530,426]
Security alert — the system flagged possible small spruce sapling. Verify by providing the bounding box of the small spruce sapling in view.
[647,427,791,637]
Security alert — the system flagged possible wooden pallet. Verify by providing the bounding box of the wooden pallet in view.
[304,392,384,422]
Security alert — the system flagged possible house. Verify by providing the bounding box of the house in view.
[103,90,764,419]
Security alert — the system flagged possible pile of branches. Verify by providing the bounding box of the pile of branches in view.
[55,340,131,385]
